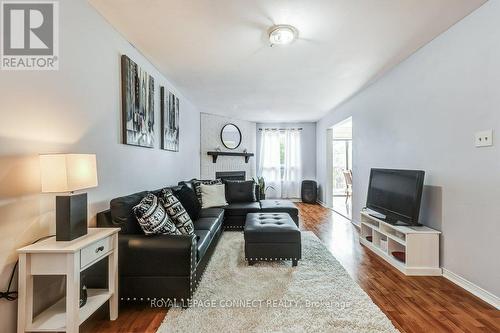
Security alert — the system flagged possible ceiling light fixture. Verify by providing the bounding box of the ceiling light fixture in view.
[268,24,298,46]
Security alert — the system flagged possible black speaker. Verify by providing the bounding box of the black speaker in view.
[301,180,317,204]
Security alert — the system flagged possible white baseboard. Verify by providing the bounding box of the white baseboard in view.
[442,268,500,310]
[351,220,360,229]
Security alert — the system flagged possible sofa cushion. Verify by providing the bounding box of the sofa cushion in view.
[224,180,257,203]
[199,208,224,220]
[173,185,201,220]
[244,213,300,243]
[194,229,211,260]
[110,191,149,234]
[224,202,261,216]
[200,183,228,208]
[132,193,181,235]
[159,188,195,235]
[194,217,222,234]
[192,179,222,204]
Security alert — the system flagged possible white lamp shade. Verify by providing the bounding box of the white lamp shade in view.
[40,154,98,193]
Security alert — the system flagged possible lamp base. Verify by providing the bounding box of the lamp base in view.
[56,193,88,241]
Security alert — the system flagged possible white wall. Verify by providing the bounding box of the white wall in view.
[200,113,256,180]
[0,1,200,331]
[317,1,499,301]
[256,123,317,181]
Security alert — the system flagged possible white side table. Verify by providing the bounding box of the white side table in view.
[17,228,120,333]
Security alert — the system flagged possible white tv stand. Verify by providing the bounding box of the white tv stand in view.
[359,210,441,276]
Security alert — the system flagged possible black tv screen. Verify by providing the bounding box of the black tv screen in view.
[366,168,425,225]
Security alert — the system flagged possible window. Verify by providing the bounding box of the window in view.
[258,129,302,198]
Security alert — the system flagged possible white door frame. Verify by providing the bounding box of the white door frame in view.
[326,117,353,217]
[325,128,334,208]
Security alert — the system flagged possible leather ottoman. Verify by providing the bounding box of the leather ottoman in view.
[244,213,301,266]
[259,200,299,225]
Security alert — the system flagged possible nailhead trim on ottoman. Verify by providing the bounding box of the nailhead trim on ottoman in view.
[244,213,301,267]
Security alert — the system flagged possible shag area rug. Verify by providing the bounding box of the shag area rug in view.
[157,231,398,333]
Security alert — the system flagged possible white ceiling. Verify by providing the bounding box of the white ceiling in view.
[89,0,485,122]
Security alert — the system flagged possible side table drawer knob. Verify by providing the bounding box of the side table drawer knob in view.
[81,237,112,269]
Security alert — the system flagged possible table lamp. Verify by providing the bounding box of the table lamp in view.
[40,154,98,241]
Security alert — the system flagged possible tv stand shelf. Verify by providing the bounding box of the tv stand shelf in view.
[359,211,441,276]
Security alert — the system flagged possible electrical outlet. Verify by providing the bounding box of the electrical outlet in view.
[475,129,493,147]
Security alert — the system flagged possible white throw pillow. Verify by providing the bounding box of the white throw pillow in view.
[200,183,228,208]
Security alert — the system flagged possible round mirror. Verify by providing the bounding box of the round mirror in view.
[220,123,242,149]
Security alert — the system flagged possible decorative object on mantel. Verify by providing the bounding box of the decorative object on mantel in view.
[39,154,98,241]
[160,87,180,151]
[215,146,222,152]
[220,123,242,149]
[207,151,254,163]
[121,55,155,148]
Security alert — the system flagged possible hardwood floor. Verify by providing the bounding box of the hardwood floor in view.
[299,203,500,333]
[86,203,500,333]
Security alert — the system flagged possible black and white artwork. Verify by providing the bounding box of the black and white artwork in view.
[121,55,155,148]
[161,87,180,151]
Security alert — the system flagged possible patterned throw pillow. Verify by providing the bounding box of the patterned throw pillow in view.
[192,179,223,204]
[132,193,181,235]
[159,188,195,235]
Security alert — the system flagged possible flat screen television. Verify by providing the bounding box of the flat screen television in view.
[366,168,425,226]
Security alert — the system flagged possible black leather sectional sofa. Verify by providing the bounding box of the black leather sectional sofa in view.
[96,179,299,303]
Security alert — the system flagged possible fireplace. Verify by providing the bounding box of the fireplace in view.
[215,171,246,181]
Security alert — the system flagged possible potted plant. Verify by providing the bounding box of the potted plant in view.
[254,177,275,200]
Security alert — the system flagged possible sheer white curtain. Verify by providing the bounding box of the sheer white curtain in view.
[258,130,281,198]
[282,129,302,198]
